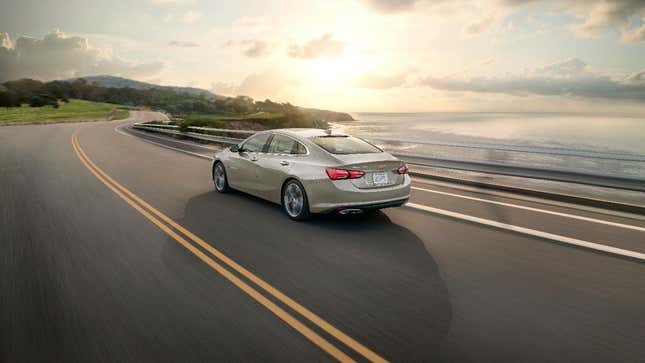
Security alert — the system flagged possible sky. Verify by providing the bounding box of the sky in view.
[0,0,644,112]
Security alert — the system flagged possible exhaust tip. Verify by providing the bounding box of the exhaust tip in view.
[338,208,363,215]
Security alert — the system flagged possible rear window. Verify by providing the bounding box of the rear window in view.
[311,136,382,154]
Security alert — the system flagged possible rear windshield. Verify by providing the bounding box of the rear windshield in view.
[311,136,382,154]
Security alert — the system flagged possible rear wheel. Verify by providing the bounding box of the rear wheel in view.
[213,162,231,193]
[282,180,310,221]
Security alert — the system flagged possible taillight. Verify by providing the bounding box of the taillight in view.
[326,168,365,180]
[396,164,409,174]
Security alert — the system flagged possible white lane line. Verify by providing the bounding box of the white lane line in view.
[406,202,645,261]
[411,176,645,222]
[412,186,645,232]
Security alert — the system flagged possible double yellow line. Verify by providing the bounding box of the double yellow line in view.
[71,131,387,363]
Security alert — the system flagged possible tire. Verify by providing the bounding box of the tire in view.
[213,162,231,193]
[282,179,311,221]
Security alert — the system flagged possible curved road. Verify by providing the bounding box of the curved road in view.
[1,112,644,362]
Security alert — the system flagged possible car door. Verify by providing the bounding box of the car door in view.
[255,134,307,202]
[227,133,272,193]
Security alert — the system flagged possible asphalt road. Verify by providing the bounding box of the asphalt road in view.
[1,112,644,362]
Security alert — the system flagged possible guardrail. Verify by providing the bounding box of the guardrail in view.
[131,123,645,192]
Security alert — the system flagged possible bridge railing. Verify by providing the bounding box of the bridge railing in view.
[131,123,645,192]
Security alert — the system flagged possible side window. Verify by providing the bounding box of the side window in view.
[293,141,307,155]
[242,133,271,153]
[268,134,301,154]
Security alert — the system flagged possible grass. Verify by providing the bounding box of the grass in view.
[0,99,130,125]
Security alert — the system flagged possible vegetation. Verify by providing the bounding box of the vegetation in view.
[0,99,129,125]
[0,77,353,129]
[67,75,217,98]
[177,107,328,132]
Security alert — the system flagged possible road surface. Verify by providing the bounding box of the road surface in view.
[1,112,644,362]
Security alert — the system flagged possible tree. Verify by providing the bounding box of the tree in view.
[230,95,256,114]
[29,94,58,108]
[3,79,44,104]
[0,91,16,109]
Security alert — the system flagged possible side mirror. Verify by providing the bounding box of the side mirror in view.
[230,145,240,152]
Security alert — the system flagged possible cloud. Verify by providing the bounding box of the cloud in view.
[464,13,499,35]
[242,40,270,58]
[362,0,645,40]
[624,70,645,83]
[463,0,542,36]
[221,39,272,57]
[288,33,345,59]
[360,0,420,13]
[360,1,645,41]
[571,0,645,38]
[212,70,297,99]
[360,0,535,36]
[419,58,645,101]
[168,40,199,47]
[0,30,163,82]
[533,58,590,78]
[621,19,645,42]
[355,72,407,88]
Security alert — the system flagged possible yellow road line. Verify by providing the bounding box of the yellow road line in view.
[72,131,388,363]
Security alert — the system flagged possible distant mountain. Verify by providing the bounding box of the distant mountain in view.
[300,107,354,122]
[66,75,221,99]
[64,75,353,121]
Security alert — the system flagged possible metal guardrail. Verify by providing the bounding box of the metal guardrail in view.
[133,124,241,144]
[396,153,645,192]
[366,137,645,162]
[131,123,645,192]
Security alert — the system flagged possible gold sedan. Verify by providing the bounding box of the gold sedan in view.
[212,129,411,220]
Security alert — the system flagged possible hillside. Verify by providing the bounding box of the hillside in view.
[65,75,354,122]
[66,75,221,99]
[300,107,354,122]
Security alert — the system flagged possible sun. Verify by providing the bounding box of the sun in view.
[305,55,364,86]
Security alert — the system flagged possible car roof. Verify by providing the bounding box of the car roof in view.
[271,128,347,139]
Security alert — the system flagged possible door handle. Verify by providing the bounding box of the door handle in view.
[250,156,258,162]
[280,160,289,166]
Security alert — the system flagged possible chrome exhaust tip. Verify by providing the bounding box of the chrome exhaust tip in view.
[338,208,363,215]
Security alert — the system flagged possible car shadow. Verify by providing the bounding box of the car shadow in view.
[161,189,457,361]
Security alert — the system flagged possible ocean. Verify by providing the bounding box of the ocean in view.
[331,112,645,178]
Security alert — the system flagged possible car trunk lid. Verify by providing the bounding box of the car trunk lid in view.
[332,153,404,189]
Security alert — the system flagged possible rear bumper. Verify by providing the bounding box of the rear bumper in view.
[331,197,409,214]
[304,175,411,213]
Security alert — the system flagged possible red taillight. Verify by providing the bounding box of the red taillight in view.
[326,168,349,180]
[396,164,409,174]
[326,168,365,180]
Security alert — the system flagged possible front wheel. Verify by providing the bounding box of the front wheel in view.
[282,180,311,221]
[213,162,231,193]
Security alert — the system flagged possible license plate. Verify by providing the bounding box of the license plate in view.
[372,172,389,185]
